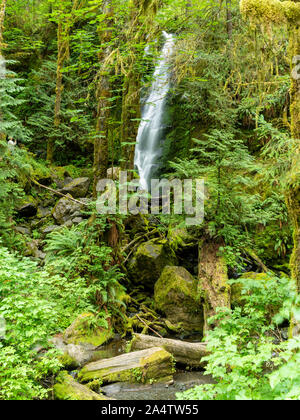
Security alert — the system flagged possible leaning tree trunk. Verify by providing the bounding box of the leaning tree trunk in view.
[0,0,7,142]
[198,239,231,333]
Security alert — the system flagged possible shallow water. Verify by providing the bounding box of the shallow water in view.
[101,371,213,400]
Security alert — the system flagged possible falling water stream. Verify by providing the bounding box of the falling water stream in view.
[134,32,175,191]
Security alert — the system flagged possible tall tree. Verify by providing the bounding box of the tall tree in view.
[93,0,114,196]
[47,0,84,163]
[240,0,300,291]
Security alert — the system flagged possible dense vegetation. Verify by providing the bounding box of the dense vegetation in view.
[0,0,299,401]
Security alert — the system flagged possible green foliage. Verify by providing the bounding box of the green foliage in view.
[45,217,125,315]
[0,244,96,400]
[177,274,300,400]
[0,60,31,141]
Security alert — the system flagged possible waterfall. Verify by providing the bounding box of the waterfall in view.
[134,32,175,191]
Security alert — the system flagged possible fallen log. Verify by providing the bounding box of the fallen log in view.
[130,334,208,367]
[78,346,174,384]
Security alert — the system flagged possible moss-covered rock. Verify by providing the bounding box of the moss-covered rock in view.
[63,313,114,347]
[154,266,204,333]
[78,347,174,384]
[53,371,109,400]
[128,239,177,289]
[61,177,91,198]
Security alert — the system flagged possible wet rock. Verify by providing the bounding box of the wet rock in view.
[154,266,204,333]
[61,177,90,198]
[78,347,174,384]
[128,239,177,289]
[63,313,114,347]
[53,371,110,400]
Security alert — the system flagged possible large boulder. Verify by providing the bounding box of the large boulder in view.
[52,194,86,225]
[63,313,114,347]
[61,177,90,198]
[128,239,177,289]
[78,347,174,384]
[51,335,127,368]
[154,266,204,333]
[54,371,110,400]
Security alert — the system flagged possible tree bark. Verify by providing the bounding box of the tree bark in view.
[226,0,233,39]
[130,334,208,367]
[198,239,231,333]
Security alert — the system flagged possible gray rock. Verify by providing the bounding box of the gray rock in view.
[61,177,91,198]
[15,226,30,235]
[37,207,51,218]
[43,225,60,235]
[52,194,84,225]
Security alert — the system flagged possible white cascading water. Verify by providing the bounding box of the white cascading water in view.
[134,32,175,191]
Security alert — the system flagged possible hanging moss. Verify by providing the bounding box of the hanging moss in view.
[240,0,300,26]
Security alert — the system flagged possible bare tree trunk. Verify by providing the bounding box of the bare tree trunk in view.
[130,334,208,367]
[47,0,83,163]
[226,0,233,39]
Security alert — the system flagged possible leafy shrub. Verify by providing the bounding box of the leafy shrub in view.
[0,244,99,400]
[177,274,300,400]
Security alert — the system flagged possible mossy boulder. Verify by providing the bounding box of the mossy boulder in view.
[61,177,91,198]
[128,239,177,289]
[63,313,114,347]
[78,347,174,384]
[154,266,204,333]
[53,371,109,400]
